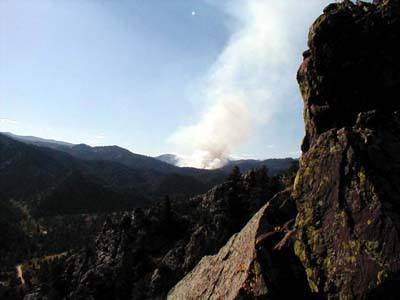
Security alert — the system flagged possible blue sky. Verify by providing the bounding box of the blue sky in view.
[0,0,331,166]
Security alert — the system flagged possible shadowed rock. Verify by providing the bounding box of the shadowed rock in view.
[295,0,400,298]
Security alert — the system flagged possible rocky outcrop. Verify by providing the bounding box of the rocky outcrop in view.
[56,168,281,300]
[299,0,400,152]
[294,0,400,298]
[168,204,271,300]
[168,189,311,300]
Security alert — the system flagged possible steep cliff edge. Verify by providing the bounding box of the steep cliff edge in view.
[294,0,400,298]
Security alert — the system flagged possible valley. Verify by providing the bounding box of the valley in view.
[0,132,295,299]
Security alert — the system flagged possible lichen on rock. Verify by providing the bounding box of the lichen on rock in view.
[294,0,400,298]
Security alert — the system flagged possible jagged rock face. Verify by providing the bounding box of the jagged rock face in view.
[168,189,311,300]
[298,0,400,152]
[60,169,278,300]
[295,1,400,298]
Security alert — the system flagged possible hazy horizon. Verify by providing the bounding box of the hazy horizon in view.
[1,131,299,163]
[1,0,332,166]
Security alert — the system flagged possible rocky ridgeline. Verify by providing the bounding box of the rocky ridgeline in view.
[46,168,279,300]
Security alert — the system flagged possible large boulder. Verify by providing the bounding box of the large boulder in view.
[294,1,400,298]
[168,190,311,300]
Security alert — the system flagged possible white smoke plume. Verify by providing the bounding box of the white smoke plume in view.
[170,0,329,169]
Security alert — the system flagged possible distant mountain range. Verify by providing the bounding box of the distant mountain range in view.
[156,153,180,166]
[155,152,298,175]
[0,132,297,216]
[3,132,297,174]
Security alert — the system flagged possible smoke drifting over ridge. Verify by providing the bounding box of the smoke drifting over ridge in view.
[170,0,329,169]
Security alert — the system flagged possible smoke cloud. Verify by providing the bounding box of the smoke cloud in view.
[170,0,328,169]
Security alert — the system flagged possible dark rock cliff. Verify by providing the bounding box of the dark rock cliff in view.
[294,0,400,298]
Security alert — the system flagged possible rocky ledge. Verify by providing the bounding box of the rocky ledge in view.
[168,190,310,299]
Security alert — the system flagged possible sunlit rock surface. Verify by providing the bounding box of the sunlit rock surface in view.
[168,190,311,300]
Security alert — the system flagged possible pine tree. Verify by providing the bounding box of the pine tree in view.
[228,166,241,183]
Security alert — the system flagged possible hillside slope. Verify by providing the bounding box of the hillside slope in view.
[11,168,284,300]
[0,133,224,212]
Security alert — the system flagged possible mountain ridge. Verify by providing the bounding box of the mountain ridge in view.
[2,132,297,173]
